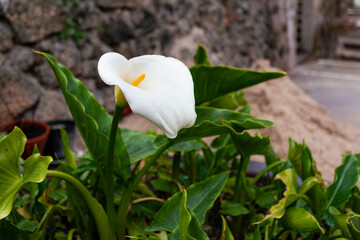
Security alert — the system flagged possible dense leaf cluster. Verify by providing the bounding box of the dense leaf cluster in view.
[1,46,359,239]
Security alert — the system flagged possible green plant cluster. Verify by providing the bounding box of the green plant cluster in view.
[57,0,84,45]
[1,46,360,239]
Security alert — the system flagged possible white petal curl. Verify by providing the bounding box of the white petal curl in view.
[97,52,197,138]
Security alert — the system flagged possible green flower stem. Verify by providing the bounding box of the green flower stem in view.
[233,154,250,202]
[232,154,249,239]
[46,170,114,240]
[35,199,66,234]
[251,160,285,186]
[172,152,181,180]
[105,104,125,231]
[117,142,172,239]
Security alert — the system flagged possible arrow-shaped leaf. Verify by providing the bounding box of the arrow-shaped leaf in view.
[280,207,324,234]
[147,172,228,234]
[0,127,52,219]
[325,154,360,210]
[191,65,286,105]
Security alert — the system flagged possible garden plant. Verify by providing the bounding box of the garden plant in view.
[1,45,360,239]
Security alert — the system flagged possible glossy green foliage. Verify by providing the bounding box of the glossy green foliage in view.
[220,201,249,216]
[122,129,157,163]
[147,172,228,237]
[220,216,234,240]
[280,207,324,233]
[59,128,76,168]
[168,107,273,144]
[258,168,320,223]
[225,127,271,157]
[287,139,325,220]
[288,138,316,180]
[329,207,352,238]
[193,45,210,66]
[0,127,52,219]
[207,91,247,110]
[325,154,360,210]
[178,190,209,240]
[348,215,360,240]
[191,46,287,106]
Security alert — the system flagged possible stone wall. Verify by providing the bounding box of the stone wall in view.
[0,0,331,124]
[316,0,354,58]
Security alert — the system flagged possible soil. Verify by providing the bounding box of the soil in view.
[16,122,45,139]
[243,59,360,182]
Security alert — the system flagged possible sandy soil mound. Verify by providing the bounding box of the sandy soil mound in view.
[244,60,360,181]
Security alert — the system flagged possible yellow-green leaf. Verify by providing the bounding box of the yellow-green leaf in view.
[0,127,52,219]
[280,207,324,234]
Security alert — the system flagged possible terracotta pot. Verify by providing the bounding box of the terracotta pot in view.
[0,119,50,159]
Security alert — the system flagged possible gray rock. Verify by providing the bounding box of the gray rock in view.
[6,46,35,71]
[0,22,13,52]
[34,63,58,88]
[0,66,41,124]
[36,37,82,74]
[95,0,135,9]
[81,30,112,59]
[94,87,115,113]
[32,89,71,122]
[76,1,105,30]
[99,10,135,46]
[81,60,98,78]
[5,0,65,43]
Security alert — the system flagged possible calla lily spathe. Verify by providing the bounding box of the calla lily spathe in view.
[97,52,197,139]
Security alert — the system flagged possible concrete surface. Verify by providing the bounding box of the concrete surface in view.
[290,59,360,127]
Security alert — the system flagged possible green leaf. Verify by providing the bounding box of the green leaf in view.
[191,65,286,105]
[131,200,163,219]
[207,91,247,110]
[122,130,157,163]
[178,190,209,240]
[280,207,324,233]
[325,154,360,210]
[220,215,234,240]
[0,127,52,219]
[147,172,229,233]
[276,168,298,194]
[38,52,131,179]
[287,138,316,180]
[59,128,76,168]
[238,105,252,114]
[347,187,360,214]
[150,179,178,194]
[256,169,320,223]
[347,215,360,240]
[170,140,205,152]
[5,209,40,232]
[220,201,249,216]
[13,219,39,232]
[252,226,261,240]
[166,107,273,145]
[255,188,278,209]
[225,129,271,157]
[193,45,211,66]
[329,206,352,238]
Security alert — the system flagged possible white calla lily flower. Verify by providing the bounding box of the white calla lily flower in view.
[97,52,197,139]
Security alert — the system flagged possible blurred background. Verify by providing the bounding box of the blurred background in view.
[1,0,360,179]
